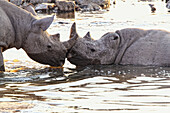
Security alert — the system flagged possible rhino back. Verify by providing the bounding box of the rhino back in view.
[120,30,170,66]
[0,7,15,49]
[0,0,34,49]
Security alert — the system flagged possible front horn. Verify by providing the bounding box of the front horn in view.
[63,22,78,50]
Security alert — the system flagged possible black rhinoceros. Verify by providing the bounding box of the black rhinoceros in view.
[67,23,170,67]
[0,0,77,71]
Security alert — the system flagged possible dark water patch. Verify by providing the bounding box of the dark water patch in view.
[56,12,75,19]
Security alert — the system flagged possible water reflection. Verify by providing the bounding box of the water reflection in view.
[0,66,64,83]
[1,63,170,112]
[56,12,75,19]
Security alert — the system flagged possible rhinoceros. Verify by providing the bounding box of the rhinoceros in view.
[0,0,77,71]
[67,23,170,67]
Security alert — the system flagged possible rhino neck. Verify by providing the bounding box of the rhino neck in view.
[114,28,147,64]
[0,1,35,49]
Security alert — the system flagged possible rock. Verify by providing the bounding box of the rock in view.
[28,0,53,4]
[9,0,54,6]
[79,3,101,11]
[9,0,109,12]
[56,12,75,18]
[9,0,24,6]
[35,3,55,12]
[54,1,75,12]
[75,0,110,9]
[34,1,75,13]
[22,4,37,16]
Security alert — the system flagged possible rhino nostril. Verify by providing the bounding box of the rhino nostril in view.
[47,45,52,49]
[90,48,95,52]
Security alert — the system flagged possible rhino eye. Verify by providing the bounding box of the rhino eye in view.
[47,45,52,49]
[90,48,96,52]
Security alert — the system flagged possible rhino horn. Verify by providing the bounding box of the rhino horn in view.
[63,34,78,50]
[33,15,54,31]
[69,22,79,39]
[83,32,93,41]
[63,22,78,50]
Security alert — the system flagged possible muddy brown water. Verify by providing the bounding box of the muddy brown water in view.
[1,1,170,113]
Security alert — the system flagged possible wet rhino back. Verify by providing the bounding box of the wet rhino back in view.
[0,7,15,49]
[120,30,170,66]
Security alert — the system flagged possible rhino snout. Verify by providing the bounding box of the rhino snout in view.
[27,52,65,67]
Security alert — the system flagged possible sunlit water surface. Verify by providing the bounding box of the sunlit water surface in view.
[1,1,170,113]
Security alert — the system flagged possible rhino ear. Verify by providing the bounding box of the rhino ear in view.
[83,32,93,41]
[115,30,122,40]
[33,15,54,31]
[52,33,60,41]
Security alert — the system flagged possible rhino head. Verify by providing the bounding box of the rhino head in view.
[22,16,77,67]
[67,23,121,66]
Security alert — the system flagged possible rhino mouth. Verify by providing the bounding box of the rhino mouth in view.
[27,52,65,66]
[67,52,100,66]
[69,56,100,66]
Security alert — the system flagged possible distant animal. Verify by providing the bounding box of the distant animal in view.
[67,23,170,67]
[0,0,77,71]
[149,4,156,13]
[113,0,116,5]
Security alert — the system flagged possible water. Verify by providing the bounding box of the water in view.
[1,1,170,112]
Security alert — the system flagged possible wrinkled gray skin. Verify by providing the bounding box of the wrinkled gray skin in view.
[67,24,170,67]
[0,0,77,71]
